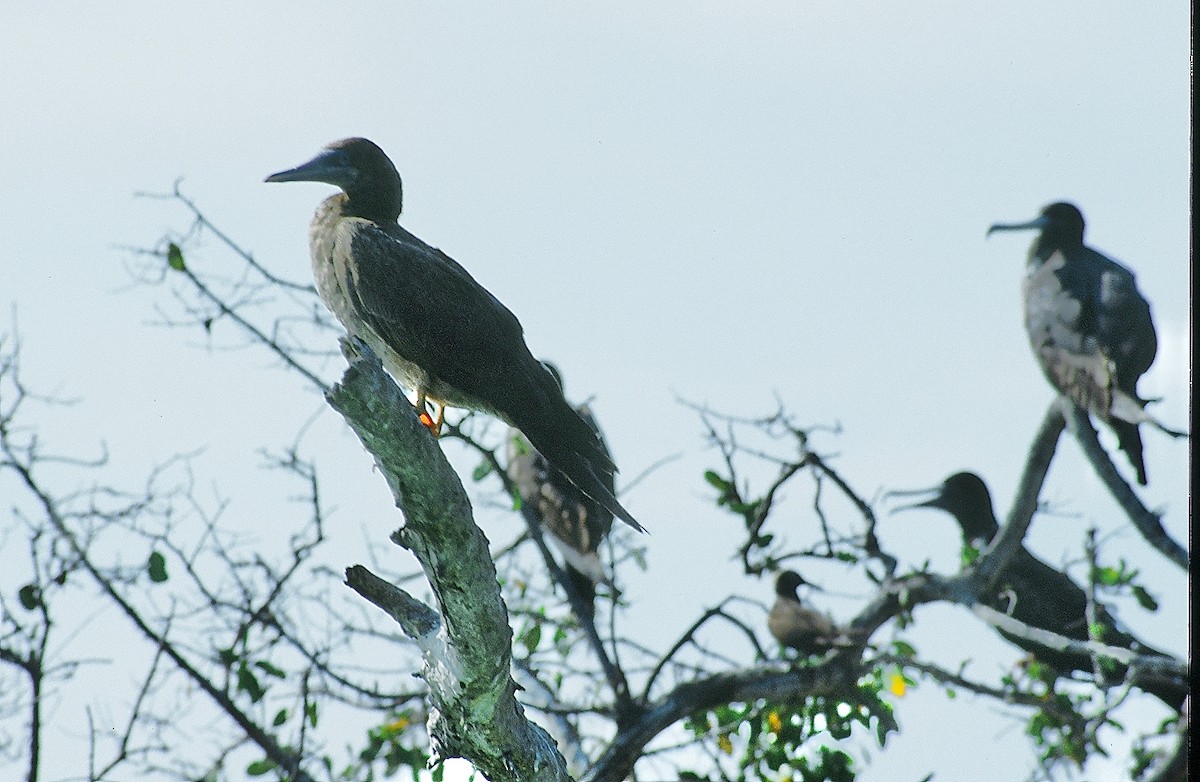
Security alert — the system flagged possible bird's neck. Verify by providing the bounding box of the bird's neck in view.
[340,187,402,225]
[777,586,801,601]
[309,195,351,246]
[964,520,1000,548]
[1030,233,1081,264]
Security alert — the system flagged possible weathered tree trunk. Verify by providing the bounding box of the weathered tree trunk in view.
[327,338,571,782]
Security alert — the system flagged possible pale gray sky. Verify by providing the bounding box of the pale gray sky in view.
[1,3,1189,781]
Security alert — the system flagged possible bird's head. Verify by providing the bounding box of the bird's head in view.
[774,569,819,598]
[987,201,1086,251]
[887,471,998,545]
[266,137,403,222]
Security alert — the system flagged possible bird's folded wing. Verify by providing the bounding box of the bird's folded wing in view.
[344,224,534,403]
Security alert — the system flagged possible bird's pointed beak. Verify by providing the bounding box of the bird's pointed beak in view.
[783,571,824,592]
[265,148,357,188]
[882,485,945,514]
[986,215,1049,238]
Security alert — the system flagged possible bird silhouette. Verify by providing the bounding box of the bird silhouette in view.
[266,138,643,532]
[768,570,838,657]
[506,363,616,617]
[892,471,1186,709]
[988,202,1185,485]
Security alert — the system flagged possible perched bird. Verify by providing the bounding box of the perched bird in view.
[987,202,1184,485]
[266,138,643,532]
[506,363,616,617]
[767,570,838,657]
[892,471,1186,709]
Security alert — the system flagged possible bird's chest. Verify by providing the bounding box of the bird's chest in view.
[1023,253,1117,411]
[307,209,434,393]
[1022,253,1096,356]
[308,203,360,327]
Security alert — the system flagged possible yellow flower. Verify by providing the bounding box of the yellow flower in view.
[717,734,733,754]
[888,672,907,697]
[767,711,783,733]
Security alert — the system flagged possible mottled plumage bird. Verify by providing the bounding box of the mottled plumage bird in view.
[987,202,1184,485]
[266,138,643,532]
[767,570,838,657]
[506,363,615,617]
[892,471,1185,709]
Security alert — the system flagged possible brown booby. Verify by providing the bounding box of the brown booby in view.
[892,471,1186,710]
[506,363,616,617]
[767,570,837,657]
[266,138,643,532]
[987,202,1185,485]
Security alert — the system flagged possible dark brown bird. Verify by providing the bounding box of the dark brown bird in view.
[892,471,1186,710]
[987,202,1185,485]
[266,138,642,532]
[768,570,837,657]
[506,363,616,617]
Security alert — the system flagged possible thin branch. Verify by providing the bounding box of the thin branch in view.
[3,432,317,782]
[1062,403,1188,570]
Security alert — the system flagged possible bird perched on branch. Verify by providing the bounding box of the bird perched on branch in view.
[987,202,1185,485]
[767,570,838,657]
[891,471,1186,710]
[266,138,643,532]
[506,363,616,617]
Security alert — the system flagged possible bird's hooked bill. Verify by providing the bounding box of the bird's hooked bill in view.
[881,485,945,514]
[986,215,1049,237]
[265,147,357,188]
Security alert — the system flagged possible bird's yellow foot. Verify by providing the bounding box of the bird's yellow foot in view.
[414,388,445,437]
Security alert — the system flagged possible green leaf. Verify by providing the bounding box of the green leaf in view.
[18,584,39,611]
[236,663,265,702]
[246,758,277,776]
[272,708,289,727]
[471,460,493,482]
[147,551,169,583]
[255,660,286,679]
[1132,585,1159,612]
[1093,565,1122,586]
[703,470,731,492]
[166,242,186,272]
[520,623,542,654]
[306,701,318,727]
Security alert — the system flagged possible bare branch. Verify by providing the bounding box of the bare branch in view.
[1061,402,1188,569]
